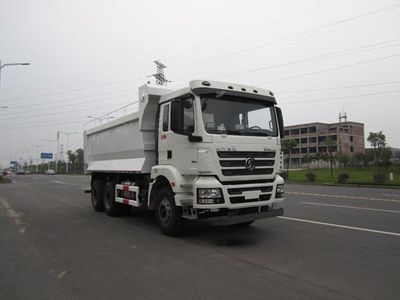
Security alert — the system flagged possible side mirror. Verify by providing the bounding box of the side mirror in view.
[171,100,183,132]
[276,106,284,138]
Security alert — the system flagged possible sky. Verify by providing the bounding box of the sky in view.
[0,0,400,167]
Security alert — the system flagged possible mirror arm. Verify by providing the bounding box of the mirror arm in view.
[188,135,203,142]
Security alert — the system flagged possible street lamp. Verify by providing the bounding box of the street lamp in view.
[58,131,78,173]
[0,60,30,87]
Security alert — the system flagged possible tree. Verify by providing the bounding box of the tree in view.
[67,150,77,165]
[351,152,366,167]
[380,147,393,168]
[323,136,336,177]
[75,148,84,173]
[302,154,313,168]
[337,153,350,168]
[282,139,298,178]
[367,131,386,171]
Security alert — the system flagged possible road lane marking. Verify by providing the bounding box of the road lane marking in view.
[0,196,27,234]
[302,201,400,214]
[277,216,400,237]
[382,193,400,197]
[287,191,400,203]
[52,180,66,185]
[57,271,67,279]
[52,180,87,189]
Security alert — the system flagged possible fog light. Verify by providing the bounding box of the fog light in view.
[275,184,284,198]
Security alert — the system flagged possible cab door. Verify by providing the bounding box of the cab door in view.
[158,94,198,174]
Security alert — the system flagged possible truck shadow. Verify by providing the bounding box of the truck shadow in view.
[121,209,263,248]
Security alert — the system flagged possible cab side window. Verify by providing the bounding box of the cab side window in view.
[171,94,195,135]
[162,104,169,132]
[183,98,194,133]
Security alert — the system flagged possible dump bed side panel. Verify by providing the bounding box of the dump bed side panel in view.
[84,112,156,173]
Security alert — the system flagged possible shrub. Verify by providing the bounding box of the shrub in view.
[305,172,316,181]
[373,173,387,184]
[337,173,350,184]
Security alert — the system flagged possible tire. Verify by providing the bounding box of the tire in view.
[103,181,123,217]
[91,180,105,212]
[155,188,183,236]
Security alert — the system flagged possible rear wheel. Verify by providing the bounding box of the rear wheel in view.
[155,188,183,236]
[103,181,123,217]
[91,180,105,212]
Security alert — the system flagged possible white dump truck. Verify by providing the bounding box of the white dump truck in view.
[84,80,285,235]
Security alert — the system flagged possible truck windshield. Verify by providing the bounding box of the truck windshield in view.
[201,95,277,137]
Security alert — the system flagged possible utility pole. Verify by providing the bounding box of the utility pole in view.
[150,60,170,86]
[56,132,60,173]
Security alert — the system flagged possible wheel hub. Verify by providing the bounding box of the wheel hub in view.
[159,198,172,225]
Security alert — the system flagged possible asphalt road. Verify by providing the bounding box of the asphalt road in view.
[1,175,400,299]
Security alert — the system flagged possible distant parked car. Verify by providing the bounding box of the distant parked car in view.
[45,169,56,175]
[25,170,31,175]
[16,170,26,175]
[2,170,13,175]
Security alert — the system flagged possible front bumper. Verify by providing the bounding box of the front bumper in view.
[209,207,284,226]
[193,175,284,209]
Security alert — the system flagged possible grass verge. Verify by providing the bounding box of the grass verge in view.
[286,167,400,186]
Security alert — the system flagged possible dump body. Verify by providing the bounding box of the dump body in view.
[84,86,170,174]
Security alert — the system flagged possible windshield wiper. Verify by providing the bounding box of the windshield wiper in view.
[241,130,269,136]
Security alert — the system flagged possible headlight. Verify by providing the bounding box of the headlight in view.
[197,188,224,204]
[275,184,284,198]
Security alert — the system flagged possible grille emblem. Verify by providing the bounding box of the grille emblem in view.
[244,157,256,171]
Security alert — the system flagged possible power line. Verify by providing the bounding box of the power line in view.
[172,38,400,83]
[0,76,142,103]
[257,52,400,85]
[0,92,136,117]
[1,87,137,110]
[1,95,138,121]
[169,3,400,72]
[161,0,332,62]
[280,89,400,105]
[0,101,138,129]
[275,80,400,94]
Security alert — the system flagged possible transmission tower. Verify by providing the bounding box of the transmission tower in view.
[150,60,170,86]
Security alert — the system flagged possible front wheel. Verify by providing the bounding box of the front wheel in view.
[155,188,183,236]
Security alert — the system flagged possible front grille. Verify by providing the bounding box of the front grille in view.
[228,186,273,195]
[218,151,275,158]
[218,151,276,177]
[219,160,274,167]
[222,168,273,176]
[230,194,271,204]
[220,179,275,185]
